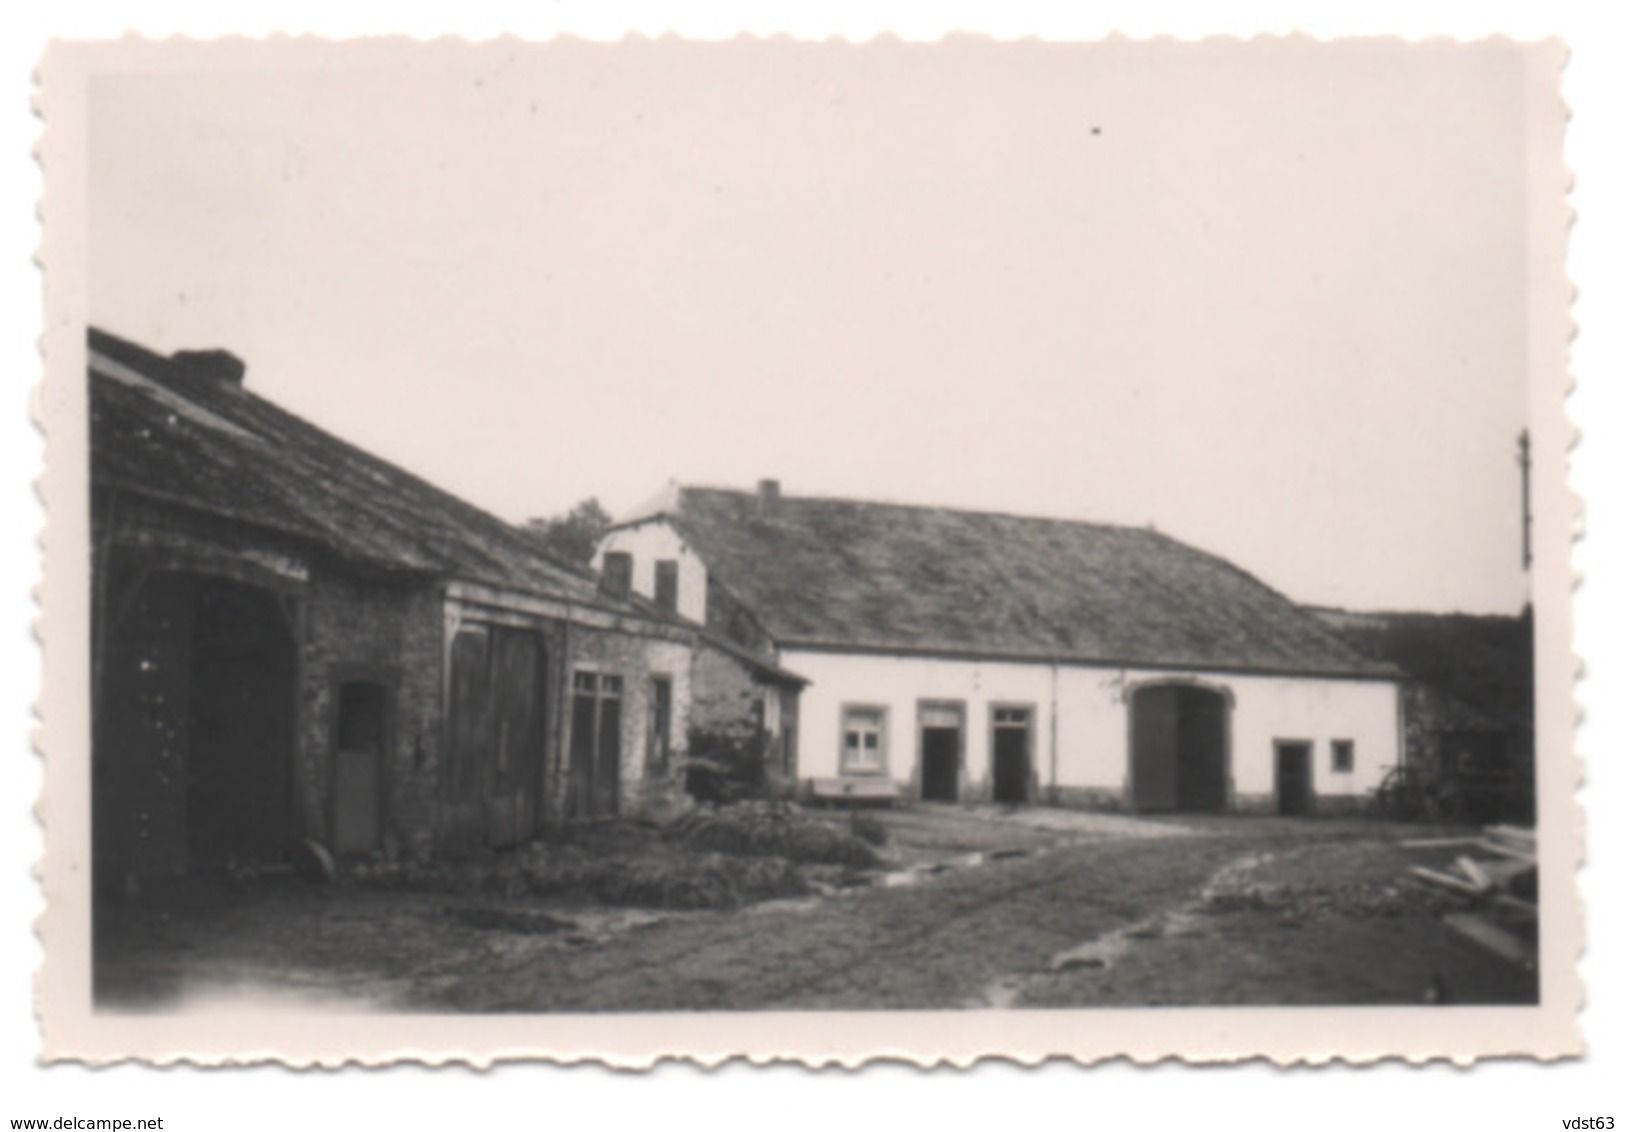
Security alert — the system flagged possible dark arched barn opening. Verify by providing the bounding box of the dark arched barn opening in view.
[1129,684,1230,812]
[94,570,299,876]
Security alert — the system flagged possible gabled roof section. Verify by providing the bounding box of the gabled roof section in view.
[665,485,1397,679]
[88,327,608,606]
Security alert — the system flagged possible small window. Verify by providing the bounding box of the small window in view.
[573,671,598,693]
[647,676,673,771]
[600,551,633,598]
[654,560,679,614]
[1331,739,1355,774]
[840,706,887,775]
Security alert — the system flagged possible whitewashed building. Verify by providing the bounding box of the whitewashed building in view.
[597,480,1403,815]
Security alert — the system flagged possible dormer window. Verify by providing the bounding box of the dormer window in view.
[654,560,678,615]
[600,551,632,599]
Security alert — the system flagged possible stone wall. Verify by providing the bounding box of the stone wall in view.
[300,571,445,861]
[558,624,693,821]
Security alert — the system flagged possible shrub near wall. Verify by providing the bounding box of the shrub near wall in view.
[685,727,769,804]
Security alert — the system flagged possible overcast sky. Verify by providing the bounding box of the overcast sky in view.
[87,38,1544,614]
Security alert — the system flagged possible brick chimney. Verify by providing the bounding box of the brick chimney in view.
[757,478,781,517]
[171,348,247,389]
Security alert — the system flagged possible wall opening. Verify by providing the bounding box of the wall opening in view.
[443,624,550,847]
[333,680,387,856]
[654,560,678,614]
[1274,740,1314,816]
[918,701,963,802]
[1130,684,1229,813]
[647,675,673,774]
[567,670,623,819]
[991,706,1033,805]
[185,576,299,862]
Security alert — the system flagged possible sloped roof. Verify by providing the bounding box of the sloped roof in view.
[636,485,1395,679]
[88,327,610,607]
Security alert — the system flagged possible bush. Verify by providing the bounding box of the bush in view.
[685,729,769,804]
[672,801,882,869]
[847,812,889,848]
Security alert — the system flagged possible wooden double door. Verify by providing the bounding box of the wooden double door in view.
[444,624,550,847]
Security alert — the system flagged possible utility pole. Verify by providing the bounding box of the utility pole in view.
[1517,429,1532,571]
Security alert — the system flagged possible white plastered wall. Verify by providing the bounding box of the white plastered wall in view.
[594,519,709,623]
[781,649,1400,807]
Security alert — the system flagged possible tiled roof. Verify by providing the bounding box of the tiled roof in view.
[641,485,1396,678]
[90,327,611,607]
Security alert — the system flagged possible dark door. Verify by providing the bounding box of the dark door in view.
[334,681,386,856]
[991,707,1031,804]
[567,671,622,819]
[443,629,493,846]
[1175,687,1229,812]
[1275,742,1314,816]
[592,676,622,816]
[1131,684,1229,812]
[919,703,962,802]
[487,628,547,846]
[567,672,598,819]
[1130,686,1180,811]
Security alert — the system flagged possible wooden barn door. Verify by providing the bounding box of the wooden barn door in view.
[442,629,493,847]
[444,625,549,848]
[486,628,548,847]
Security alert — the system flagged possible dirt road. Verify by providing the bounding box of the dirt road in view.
[95,814,1537,1012]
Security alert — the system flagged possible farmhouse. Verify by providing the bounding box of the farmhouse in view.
[89,328,694,884]
[597,480,1404,814]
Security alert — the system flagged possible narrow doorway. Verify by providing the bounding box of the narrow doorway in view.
[567,671,623,819]
[918,702,963,802]
[991,706,1032,804]
[1275,740,1314,816]
[333,680,387,856]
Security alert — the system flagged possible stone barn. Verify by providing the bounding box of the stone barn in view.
[597,481,1403,815]
[89,328,694,885]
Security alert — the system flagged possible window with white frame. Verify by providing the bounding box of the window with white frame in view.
[840,706,887,775]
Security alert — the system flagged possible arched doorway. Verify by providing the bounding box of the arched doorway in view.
[95,568,299,877]
[1130,683,1230,812]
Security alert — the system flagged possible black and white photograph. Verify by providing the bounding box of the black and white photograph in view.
[32,29,1582,1068]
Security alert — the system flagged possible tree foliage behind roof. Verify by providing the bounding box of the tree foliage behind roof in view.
[522,498,613,570]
